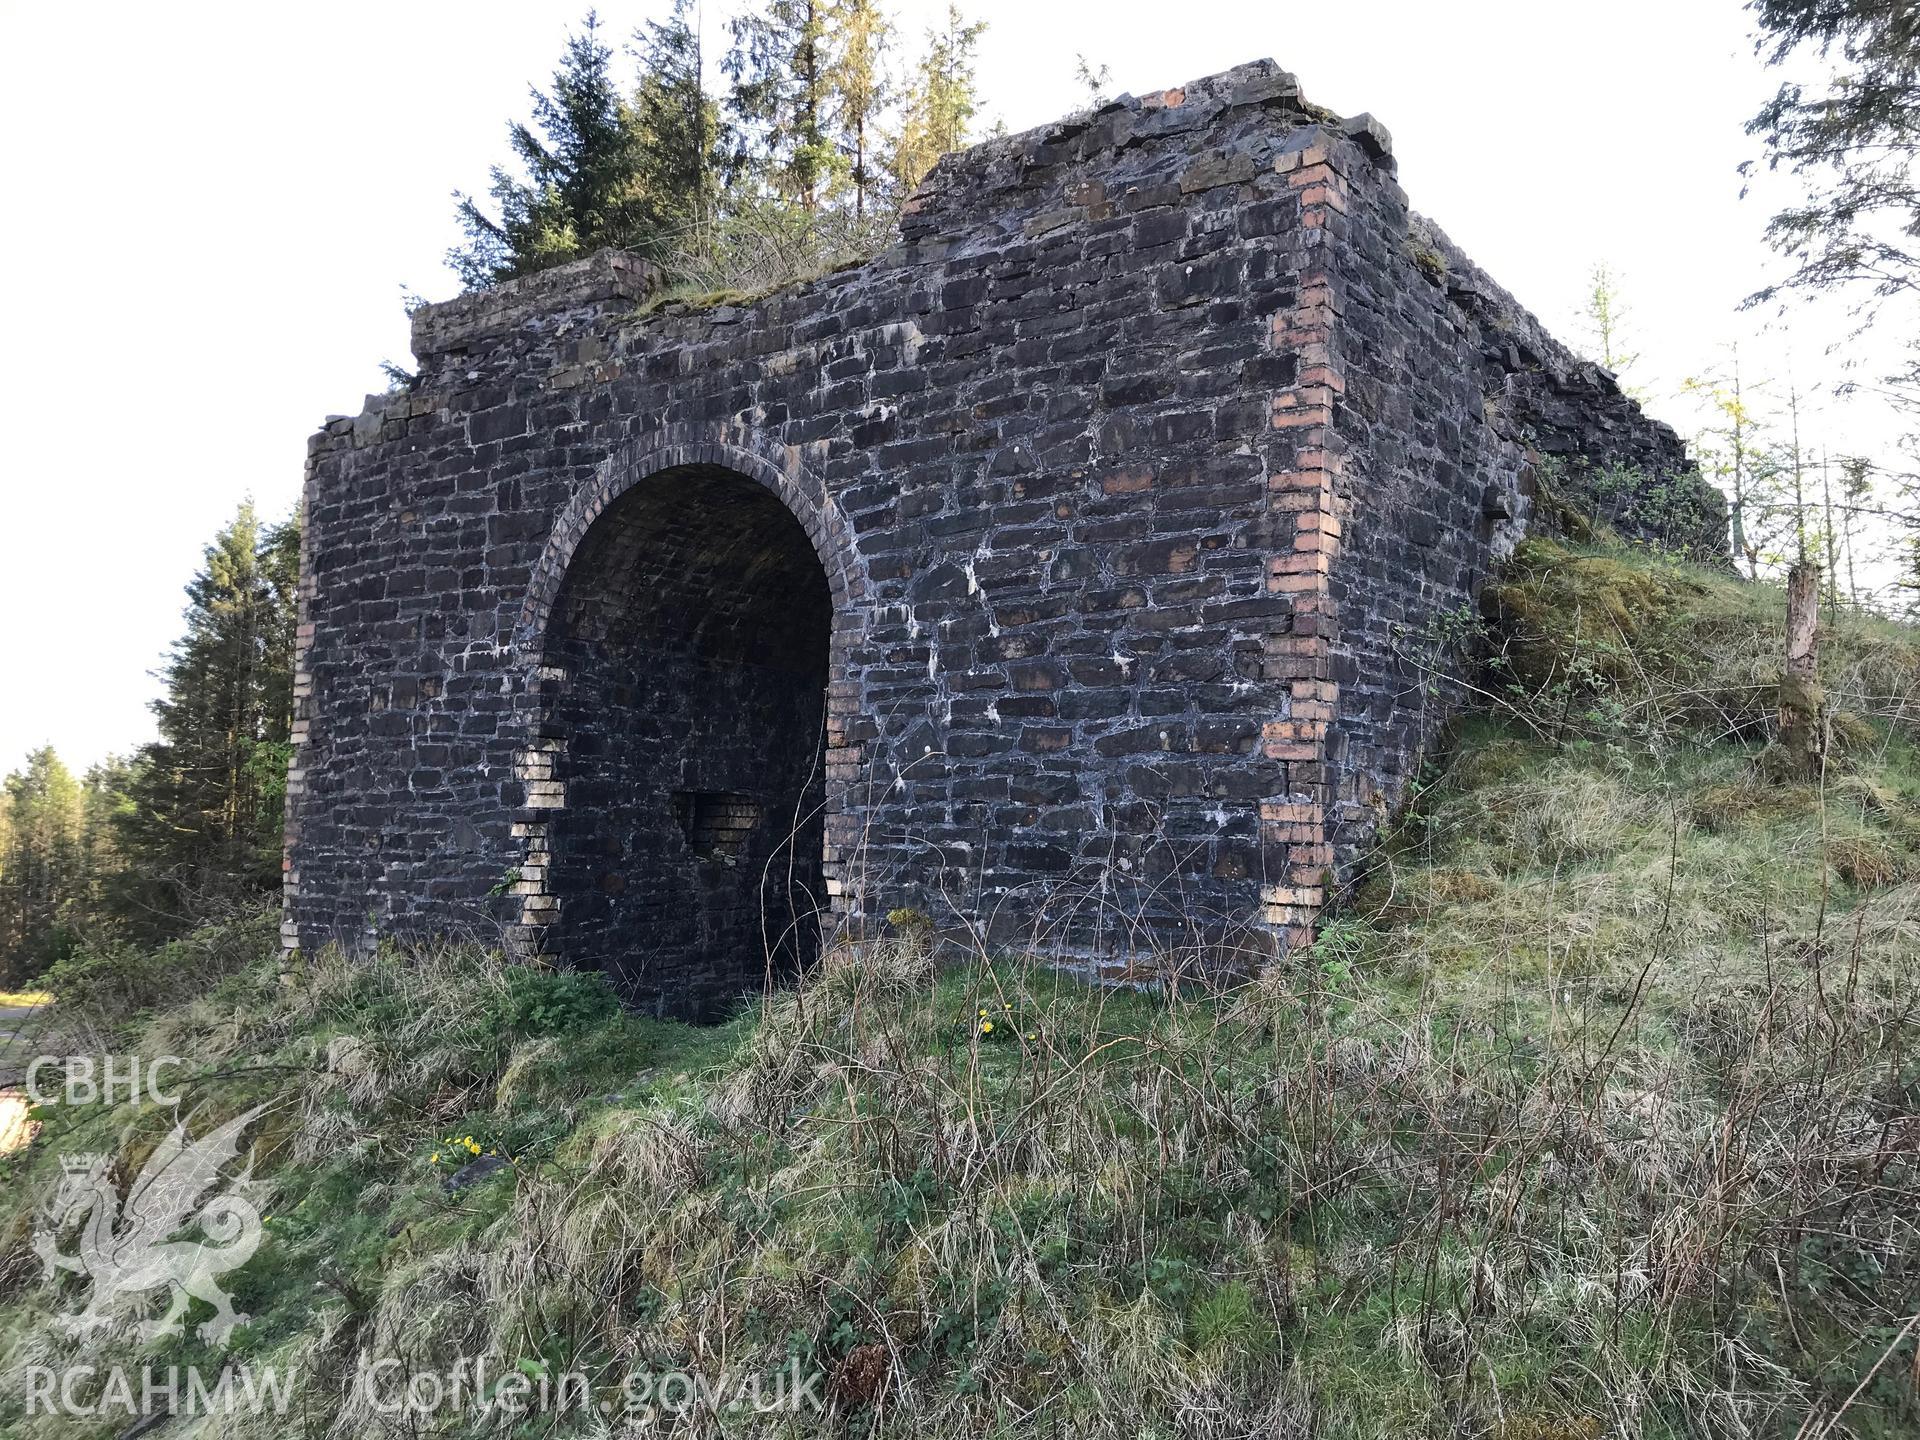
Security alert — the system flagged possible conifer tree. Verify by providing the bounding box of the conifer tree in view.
[1747,3,1920,573]
[450,12,651,287]
[114,504,300,935]
[1746,1,1920,317]
[634,0,726,232]
[1684,347,1792,580]
[888,4,987,196]
[1834,455,1874,605]
[0,792,9,963]
[0,747,85,984]
[77,757,131,933]
[1580,263,1640,378]
[725,0,839,209]
[826,0,895,216]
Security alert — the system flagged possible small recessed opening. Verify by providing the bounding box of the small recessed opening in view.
[673,790,760,863]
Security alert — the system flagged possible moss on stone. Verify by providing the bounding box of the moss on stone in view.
[628,284,769,321]
[1409,244,1447,285]
[1483,537,1704,691]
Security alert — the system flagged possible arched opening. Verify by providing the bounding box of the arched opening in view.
[539,465,833,1020]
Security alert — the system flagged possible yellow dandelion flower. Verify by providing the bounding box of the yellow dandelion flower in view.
[980,1021,994,1034]
[430,1153,439,1164]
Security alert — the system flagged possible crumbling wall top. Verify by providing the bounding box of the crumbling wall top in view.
[899,58,1398,247]
[399,61,1399,368]
[409,250,658,362]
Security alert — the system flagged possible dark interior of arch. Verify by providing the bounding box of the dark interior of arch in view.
[541,464,832,1020]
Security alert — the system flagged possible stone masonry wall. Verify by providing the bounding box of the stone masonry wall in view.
[1313,129,1721,883]
[285,60,1724,1012]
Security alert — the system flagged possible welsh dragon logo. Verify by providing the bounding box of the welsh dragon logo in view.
[33,1103,271,1343]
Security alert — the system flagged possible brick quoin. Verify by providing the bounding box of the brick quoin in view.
[285,61,1723,1017]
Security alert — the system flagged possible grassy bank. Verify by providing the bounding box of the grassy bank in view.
[1,542,1917,1439]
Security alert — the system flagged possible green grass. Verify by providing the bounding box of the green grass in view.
[2,542,1918,1438]
[630,283,769,319]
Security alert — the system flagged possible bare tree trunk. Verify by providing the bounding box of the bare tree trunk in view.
[1820,452,1838,608]
[1777,561,1825,780]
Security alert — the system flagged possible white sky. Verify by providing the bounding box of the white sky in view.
[0,0,1903,775]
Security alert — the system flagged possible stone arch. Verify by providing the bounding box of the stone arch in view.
[515,435,864,652]
[508,432,866,1018]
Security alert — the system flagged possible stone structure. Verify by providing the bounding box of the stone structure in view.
[286,61,1722,1016]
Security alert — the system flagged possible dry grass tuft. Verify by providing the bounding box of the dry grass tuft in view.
[4,541,1920,1437]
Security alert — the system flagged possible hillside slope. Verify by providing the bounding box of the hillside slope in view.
[2,542,1917,1439]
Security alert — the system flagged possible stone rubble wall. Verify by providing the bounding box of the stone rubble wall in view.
[1311,126,1722,882]
[285,59,1724,1005]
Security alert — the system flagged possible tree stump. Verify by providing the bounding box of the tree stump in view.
[1776,561,1826,780]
